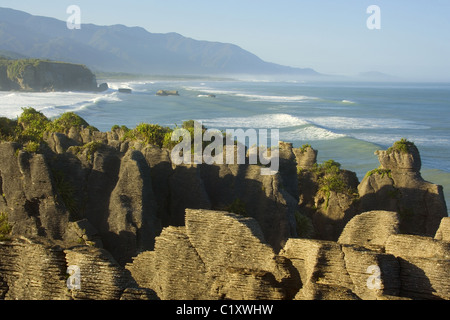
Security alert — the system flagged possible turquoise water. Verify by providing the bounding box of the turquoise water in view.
[1,80,449,214]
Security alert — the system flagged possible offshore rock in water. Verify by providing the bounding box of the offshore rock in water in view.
[156,90,179,96]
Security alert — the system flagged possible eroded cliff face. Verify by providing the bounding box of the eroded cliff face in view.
[2,209,448,300]
[0,59,102,92]
[0,126,299,265]
[0,125,448,300]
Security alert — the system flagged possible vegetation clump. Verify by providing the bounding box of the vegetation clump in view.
[299,144,312,153]
[0,117,18,141]
[0,108,98,152]
[17,107,51,142]
[23,141,41,153]
[387,138,417,154]
[0,58,42,80]
[226,198,248,217]
[366,168,392,179]
[123,123,174,149]
[49,112,98,133]
[311,160,358,209]
[0,212,12,241]
[69,141,104,162]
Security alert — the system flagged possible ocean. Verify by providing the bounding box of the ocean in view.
[1,80,449,214]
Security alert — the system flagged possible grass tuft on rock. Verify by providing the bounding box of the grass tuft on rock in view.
[0,212,12,241]
[387,138,417,154]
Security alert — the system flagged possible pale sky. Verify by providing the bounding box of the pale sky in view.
[2,0,450,81]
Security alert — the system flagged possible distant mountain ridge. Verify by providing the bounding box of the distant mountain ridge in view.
[0,7,320,77]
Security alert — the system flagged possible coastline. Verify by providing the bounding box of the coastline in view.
[1,79,449,216]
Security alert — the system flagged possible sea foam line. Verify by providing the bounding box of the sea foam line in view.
[0,91,122,119]
[200,113,346,142]
[185,86,318,103]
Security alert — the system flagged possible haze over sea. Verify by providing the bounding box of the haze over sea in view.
[0,79,449,214]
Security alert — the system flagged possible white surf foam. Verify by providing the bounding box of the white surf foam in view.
[235,93,318,103]
[355,133,450,148]
[199,113,346,142]
[307,117,431,131]
[201,113,309,129]
[107,81,156,92]
[184,86,318,102]
[0,91,122,119]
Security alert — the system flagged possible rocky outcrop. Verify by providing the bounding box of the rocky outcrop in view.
[0,118,448,300]
[127,209,301,300]
[435,217,450,242]
[358,142,447,237]
[293,144,317,170]
[156,90,179,96]
[0,125,298,263]
[0,236,149,300]
[281,210,403,301]
[294,141,447,241]
[0,143,70,240]
[338,211,400,249]
[126,209,449,300]
[294,145,360,241]
[281,210,449,300]
[385,235,450,300]
[0,59,104,92]
[1,209,449,300]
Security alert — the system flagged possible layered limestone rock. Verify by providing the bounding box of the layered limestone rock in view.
[338,211,400,249]
[0,143,70,240]
[64,246,131,300]
[1,211,449,300]
[127,209,301,300]
[294,145,360,241]
[127,209,450,301]
[435,217,450,242]
[281,239,358,300]
[0,236,149,300]
[293,144,317,170]
[199,161,298,251]
[127,226,212,300]
[36,129,298,260]
[0,237,69,300]
[1,122,449,300]
[386,234,450,300]
[358,141,448,237]
[281,212,449,300]
[106,149,161,265]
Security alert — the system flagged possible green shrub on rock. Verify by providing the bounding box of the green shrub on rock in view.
[0,117,17,141]
[387,138,417,154]
[23,141,41,153]
[49,112,98,133]
[312,159,358,209]
[0,212,12,241]
[69,141,104,162]
[17,107,51,142]
[123,123,174,148]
